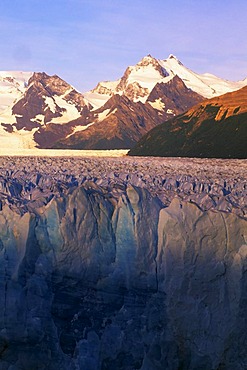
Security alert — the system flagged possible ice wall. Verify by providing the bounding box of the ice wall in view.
[0,184,246,369]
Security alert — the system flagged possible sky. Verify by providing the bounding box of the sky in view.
[0,0,246,92]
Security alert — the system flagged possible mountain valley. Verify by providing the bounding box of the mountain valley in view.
[0,55,246,151]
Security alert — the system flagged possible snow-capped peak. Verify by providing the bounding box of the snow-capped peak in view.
[84,53,247,108]
[85,55,170,106]
[137,54,156,65]
[167,54,178,60]
[166,54,183,66]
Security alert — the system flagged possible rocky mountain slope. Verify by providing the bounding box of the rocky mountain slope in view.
[0,71,91,149]
[41,76,202,150]
[0,55,246,150]
[0,155,246,370]
[129,85,247,158]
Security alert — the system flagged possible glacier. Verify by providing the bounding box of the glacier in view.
[0,156,246,369]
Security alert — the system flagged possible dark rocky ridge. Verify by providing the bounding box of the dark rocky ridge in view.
[146,75,203,122]
[50,95,162,150]
[0,155,246,370]
[129,85,247,158]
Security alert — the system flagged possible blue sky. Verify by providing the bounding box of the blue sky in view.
[0,0,246,91]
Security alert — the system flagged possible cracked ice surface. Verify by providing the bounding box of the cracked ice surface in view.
[0,155,246,218]
[0,153,246,370]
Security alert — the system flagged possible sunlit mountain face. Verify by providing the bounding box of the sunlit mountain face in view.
[129,85,247,159]
[0,54,246,151]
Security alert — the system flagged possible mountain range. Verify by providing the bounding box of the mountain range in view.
[0,55,246,150]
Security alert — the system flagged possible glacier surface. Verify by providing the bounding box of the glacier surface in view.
[0,156,246,370]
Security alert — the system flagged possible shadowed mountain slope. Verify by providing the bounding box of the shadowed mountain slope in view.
[129,85,247,158]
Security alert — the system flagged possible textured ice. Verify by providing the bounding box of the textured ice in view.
[0,155,246,218]
[0,155,246,369]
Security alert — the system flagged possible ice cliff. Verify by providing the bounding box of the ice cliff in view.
[0,181,246,370]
